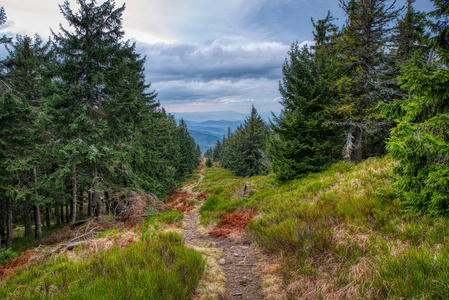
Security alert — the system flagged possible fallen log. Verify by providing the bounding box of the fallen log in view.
[48,241,87,255]
[70,219,89,229]
[70,228,97,242]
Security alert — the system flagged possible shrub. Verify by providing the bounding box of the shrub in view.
[205,158,213,167]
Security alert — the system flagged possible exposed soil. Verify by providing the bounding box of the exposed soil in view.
[180,166,264,299]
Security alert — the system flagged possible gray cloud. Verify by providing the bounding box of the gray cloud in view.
[137,39,293,112]
[139,40,289,82]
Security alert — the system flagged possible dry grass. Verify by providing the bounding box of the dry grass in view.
[192,246,227,300]
[259,255,287,300]
[113,190,168,220]
[65,230,139,262]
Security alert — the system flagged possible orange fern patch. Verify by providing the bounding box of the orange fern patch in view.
[0,251,36,280]
[196,192,209,202]
[167,190,196,213]
[209,208,256,237]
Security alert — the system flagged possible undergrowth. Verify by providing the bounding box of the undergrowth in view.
[197,157,449,299]
[0,212,205,299]
[0,226,63,265]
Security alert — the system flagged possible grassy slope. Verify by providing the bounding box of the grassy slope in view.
[0,211,205,300]
[197,157,449,299]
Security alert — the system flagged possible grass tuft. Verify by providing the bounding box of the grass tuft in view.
[197,157,449,298]
[0,218,204,300]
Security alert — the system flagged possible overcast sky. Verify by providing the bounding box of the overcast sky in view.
[0,0,435,114]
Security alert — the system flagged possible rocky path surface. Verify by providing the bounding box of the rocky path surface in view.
[182,170,264,299]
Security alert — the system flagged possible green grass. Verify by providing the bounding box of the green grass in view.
[146,210,184,226]
[0,229,204,300]
[200,195,241,223]
[197,157,449,299]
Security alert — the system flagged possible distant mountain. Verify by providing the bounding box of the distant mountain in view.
[176,118,244,153]
[172,110,280,153]
[173,111,246,122]
[172,110,279,123]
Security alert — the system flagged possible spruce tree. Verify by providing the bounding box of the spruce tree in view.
[396,0,429,60]
[270,14,343,181]
[387,0,449,215]
[334,0,401,162]
[1,34,53,237]
[219,106,269,177]
[0,93,34,247]
[47,0,158,219]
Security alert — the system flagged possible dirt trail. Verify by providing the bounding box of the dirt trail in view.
[182,167,264,299]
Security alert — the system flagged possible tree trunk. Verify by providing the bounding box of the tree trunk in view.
[6,196,13,248]
[33,166,42,238]
[34,205,42,238]
[355,127,363,163]
[71,164,77,224]
[45,204,50,227]
[60,204,64,225]
[55,203,61,226]
[88,190,93,219]
[344,131,354,163]
[104,191,110,214]
[23,199,32,237]
[92,165,102,217]
[65,205,70,224]
[78,188,83,218]
[0,221,4,250]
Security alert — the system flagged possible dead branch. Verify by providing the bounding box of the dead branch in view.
[48,241,87,255]
[70,219,89,229]
[70,227,97,243]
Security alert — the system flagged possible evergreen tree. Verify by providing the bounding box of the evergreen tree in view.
[379,1,430,124]
[212,140,222,162]
[177,119,201,176]
[47,0,158,220]
[204,147,213,159]
[428,0,449,51]
[396,0,429,60]
[334,0,401,162]
[205,158,213,167]
[0,93,33,247]
[0,6,10,44]
[387,0,449,215]
[270,14,343,181]
[0,0,202,249]
[1,34,53,237]
[219,106,269,177]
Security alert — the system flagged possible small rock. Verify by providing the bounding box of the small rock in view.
[234,253,239,257]
[218,258,226,265]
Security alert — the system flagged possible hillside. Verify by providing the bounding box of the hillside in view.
[3,157,449,299]
[173,111,278,153]
[194,157,449,299]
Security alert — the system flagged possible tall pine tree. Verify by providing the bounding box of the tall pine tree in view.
[387,0,449,215]
[47,0,158,220]
[270,13,342,181]
[334,0,401,162]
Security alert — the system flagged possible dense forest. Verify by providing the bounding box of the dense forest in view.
[0,1,201,249]
[208,0,448,215]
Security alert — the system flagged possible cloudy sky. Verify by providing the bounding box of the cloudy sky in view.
[0,0,435,114]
